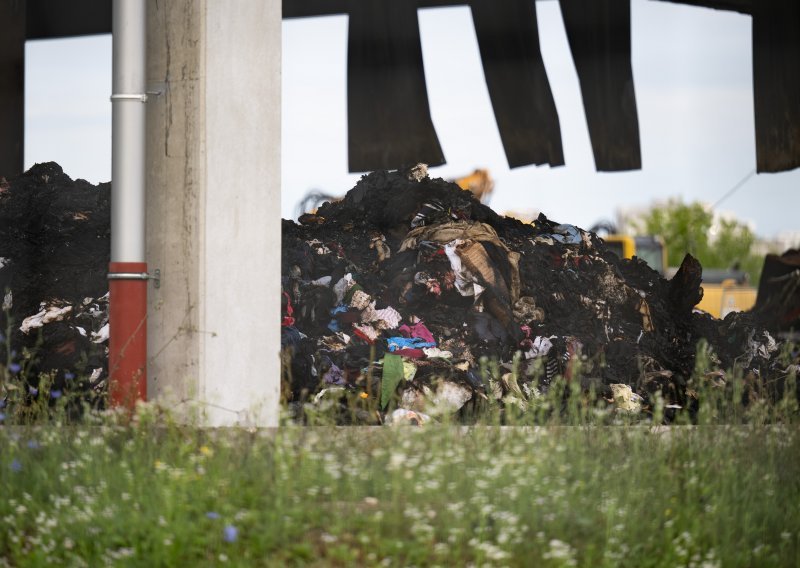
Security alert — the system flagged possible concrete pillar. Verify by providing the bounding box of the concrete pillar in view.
[145,0,281,426]
[0,0,25,178]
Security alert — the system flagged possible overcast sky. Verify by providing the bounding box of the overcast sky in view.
[24,0,800,239]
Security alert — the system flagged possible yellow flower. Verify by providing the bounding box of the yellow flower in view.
[359,392,369,399]
[199,445,214,458]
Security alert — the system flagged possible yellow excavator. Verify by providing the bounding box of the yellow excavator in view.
[453,168,494,203]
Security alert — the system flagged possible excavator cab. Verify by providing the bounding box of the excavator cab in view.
[603,235,667,275]
[453,169,494,204]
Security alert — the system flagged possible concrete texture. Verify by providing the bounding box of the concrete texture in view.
[145,0,281,426]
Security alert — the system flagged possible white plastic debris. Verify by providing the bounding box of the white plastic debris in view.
[422,381,473,415]
[310,275,332,287]
[757,331,778,359]
[406,163,428,182]
[385,408,430,426]
[525,336,553,359]
[609,384,643,413]
[400,388,425,411]
[422,347,453,359]
[91,323,110,344]
[313,387,346,410]
[333,273,356,304]
[399,380,473,415]
[443,239,484,299]
[20,303,73,334]
[349,289,372,310]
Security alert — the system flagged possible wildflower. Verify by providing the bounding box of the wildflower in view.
[223,525,238,543]
[27,440,39,450]
[50,390,62,400]
[206,511,221,520]
[28,386,38,395]
[64,372,75,381]
[10,459,22,472]
[320,532,338,544]
[199,445,214,458]
[359,392,369,399]
[0,412,5,422]
[0,399,5,408]
[9,363,21,374]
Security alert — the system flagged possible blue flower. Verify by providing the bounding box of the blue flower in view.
[0,399,5,408]
[28,386,38,396]
[64,372,76,381]
[206,511,221,520]
[8,363,21,374]
[10,459,22,472]
[223,525,238,543]
[50,390,62,399]
[0,412,5,422]
[27,440,39,450]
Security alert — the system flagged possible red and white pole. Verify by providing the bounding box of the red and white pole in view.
[109,0,148,410]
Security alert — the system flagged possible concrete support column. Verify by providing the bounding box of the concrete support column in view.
[0,0,25,178]
[145,0,281,426]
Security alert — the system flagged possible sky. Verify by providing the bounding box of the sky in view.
[24,0,800,239]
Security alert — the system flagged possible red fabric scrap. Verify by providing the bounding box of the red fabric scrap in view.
[282,292,295,327]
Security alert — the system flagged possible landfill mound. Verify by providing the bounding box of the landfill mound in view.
[0,163,795,420]
[282,166,795,422]
[0,162,109,402]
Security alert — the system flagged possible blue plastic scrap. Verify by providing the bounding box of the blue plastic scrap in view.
[387,336,436,352]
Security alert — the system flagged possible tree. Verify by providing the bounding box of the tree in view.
[632,199,762,284]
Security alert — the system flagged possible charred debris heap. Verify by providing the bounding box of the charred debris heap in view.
[0,163,109,404]
[0,163,795,420]
[282,166,795,423]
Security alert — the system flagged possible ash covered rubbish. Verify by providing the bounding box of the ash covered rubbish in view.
[0,163,109,409]
[282,166,796,423]
[0,162,796,421]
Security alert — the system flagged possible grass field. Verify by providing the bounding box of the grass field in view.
[2,341,799,566]
[2,408,799,566]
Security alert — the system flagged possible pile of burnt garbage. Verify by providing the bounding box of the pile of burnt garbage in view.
[282,166,798,424]
[0,162,796,422]
[0,163,109,411]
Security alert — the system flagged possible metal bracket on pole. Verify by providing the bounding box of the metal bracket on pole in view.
[110,93,149,103]
[108,268,161,288]
[110,88,163,104]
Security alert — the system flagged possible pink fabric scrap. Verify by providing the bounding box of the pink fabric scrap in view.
[398,321,435,344]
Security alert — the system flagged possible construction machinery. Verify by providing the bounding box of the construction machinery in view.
[603,234,668,275]
[453,168,494,203]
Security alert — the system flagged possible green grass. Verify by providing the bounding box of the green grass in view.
[2,336,799,565]
[1,412,799,566]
